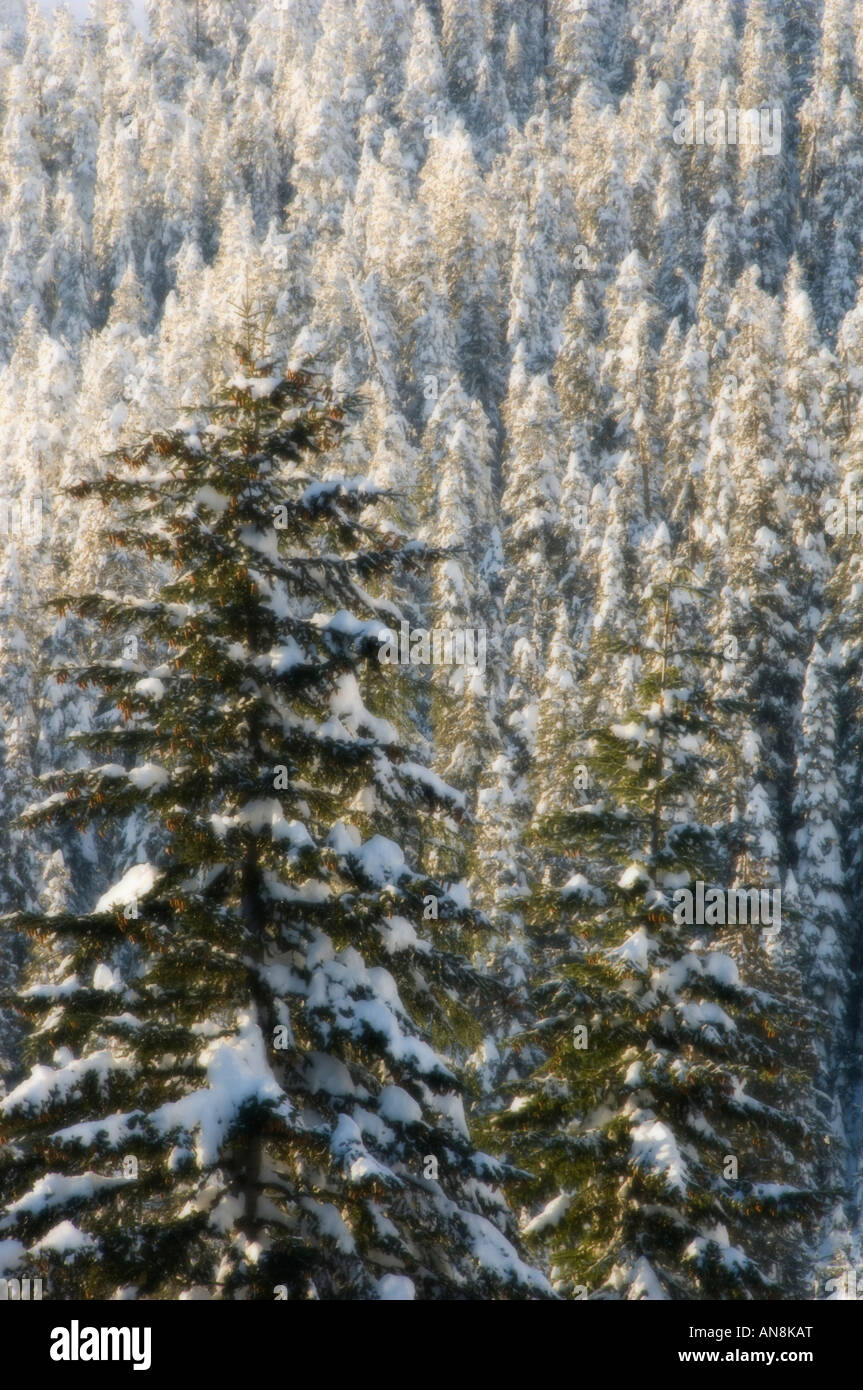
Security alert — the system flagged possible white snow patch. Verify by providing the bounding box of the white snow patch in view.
[92,964,120,992]
[127,762,169,790]
[378,1086,422,1126]
[1,1173,126,1225]
[1,1051,134,1117]
[630,1116,687,1193]
[704,952,740,987]
[150,1014,288,1168]
[377,1274,415,1300]
[30,1221,96,1256]
[351,835,405,885]
[618,863,649,890]
[523,1192,573,1236]
[608,927,652,972]
[95,863,159,913]
[134,677,166,700]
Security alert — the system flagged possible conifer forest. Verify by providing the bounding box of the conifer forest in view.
[3,0,863,1326]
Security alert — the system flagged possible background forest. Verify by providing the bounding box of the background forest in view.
[0,0,862,1300]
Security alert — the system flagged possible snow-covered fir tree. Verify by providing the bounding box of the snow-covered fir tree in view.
[493,567,822,1300]
[0,0,862,1303]
[0,324,548,1301]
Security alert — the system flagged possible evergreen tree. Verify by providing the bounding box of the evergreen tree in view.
[0,315,548,1301]
[493,567,821,1299]
[0,0,859,1303]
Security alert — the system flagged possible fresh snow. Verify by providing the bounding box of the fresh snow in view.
[95,863,160,913]
[29,1220,97,1256]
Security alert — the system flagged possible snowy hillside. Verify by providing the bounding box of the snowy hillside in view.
[1,0,862,1302]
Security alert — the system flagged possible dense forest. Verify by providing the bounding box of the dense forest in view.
[1,0,862,1301]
